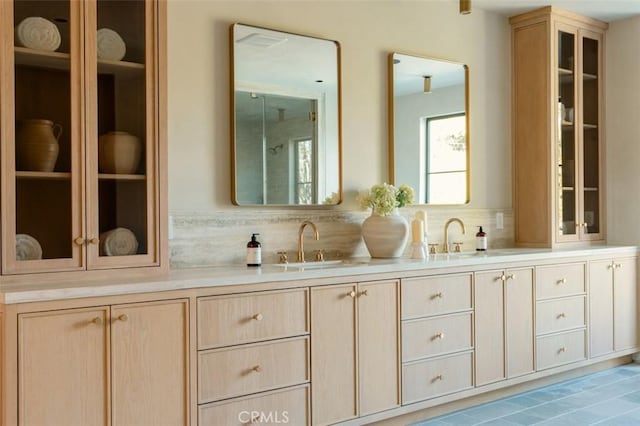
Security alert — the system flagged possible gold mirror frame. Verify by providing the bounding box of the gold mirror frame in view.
[389,52,470,205]
[230,23,343,206]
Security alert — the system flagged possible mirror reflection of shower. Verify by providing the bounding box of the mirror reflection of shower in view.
[235,90,318,205]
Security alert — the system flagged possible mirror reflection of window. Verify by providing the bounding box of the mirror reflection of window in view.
[294,139,314,204]
[425,113,467,204]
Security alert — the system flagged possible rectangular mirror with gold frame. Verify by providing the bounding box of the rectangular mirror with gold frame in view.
[389,52,469,205]
[231,23,342,206]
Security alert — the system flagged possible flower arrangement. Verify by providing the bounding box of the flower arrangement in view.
[357,183,415,216]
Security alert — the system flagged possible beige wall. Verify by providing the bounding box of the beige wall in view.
[166,0,514,266]
[167,0,512,213]
[606,16,640,245]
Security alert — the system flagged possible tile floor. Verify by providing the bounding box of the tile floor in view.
[414,363,640,425]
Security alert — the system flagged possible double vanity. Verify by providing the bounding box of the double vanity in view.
[0,245,637,425]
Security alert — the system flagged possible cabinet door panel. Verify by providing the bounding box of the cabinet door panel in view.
[614,258,638,351]
[505,268,534,378]
[589,259,614,357]
[475,270,505,386]
[111,299,189,426]
[18,307,109,426]
[358,280,399,416]
[311,284,357,425]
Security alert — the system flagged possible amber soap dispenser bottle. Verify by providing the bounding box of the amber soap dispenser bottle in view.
[246,233,262,267]
[476,226,487,251]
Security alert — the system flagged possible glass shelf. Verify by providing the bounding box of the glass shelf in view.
[16,171,71,180]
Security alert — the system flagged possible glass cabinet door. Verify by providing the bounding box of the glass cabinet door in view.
[580,31,602,239]
[556,28,578,240]
[3,0,84,273]
[85,0,157,268]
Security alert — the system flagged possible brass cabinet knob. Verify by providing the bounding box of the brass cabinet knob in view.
[92,317,102,325]
[434,374,444,381]
[435,332,445,339]
[348,290,356,298]
[359,289,369,297]
[432,292,443,299]
[252,365,262,373]
[88,238,99,244]
[558,312,566,319]
[252,313,263,321]
[559,347,567,353]
[507,273,516,280]
[557,278,567,284]
[74,237,85,246]
[607,263,614,269]
[500,274,507,282]
[118,314,128,322]
[615,263,622,269]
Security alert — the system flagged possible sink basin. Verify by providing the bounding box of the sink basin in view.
[274,260,345,269]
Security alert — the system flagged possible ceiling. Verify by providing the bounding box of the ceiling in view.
[473,0,640,22]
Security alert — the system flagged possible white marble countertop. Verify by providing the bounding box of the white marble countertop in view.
[1,245,637,304]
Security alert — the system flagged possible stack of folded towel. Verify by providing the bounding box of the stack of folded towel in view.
[97,28,126,61]
[15,17,61,52]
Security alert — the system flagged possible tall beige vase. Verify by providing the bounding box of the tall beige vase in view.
[98,131,141,174]
[16,119,62,172]
[361,210,409,258]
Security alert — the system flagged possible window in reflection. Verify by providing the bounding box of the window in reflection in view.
[425,113,467,204]
[295,138,314,204]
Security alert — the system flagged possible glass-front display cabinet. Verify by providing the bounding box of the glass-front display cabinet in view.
[510,7,606,248]
[0,0,165,276]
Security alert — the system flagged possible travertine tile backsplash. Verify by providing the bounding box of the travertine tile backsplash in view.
[169,208,513,268]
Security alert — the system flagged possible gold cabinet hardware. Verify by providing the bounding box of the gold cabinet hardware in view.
[557,277,567,284]
[559,347,567,353]
[74,237,85,245]
[117,314,128,322]
[359,289,369,297]
[252,365,262,373]
[348,290,356,298]
[91,317,102,325]
[435,332,445,339]
[434,374,444,381]
[615,263,622,269]
[252,313,264,321]
[558,312,566,318]
[432,292,443,299]
[507,273,516,280]
[88,238,99,244]
[500,274,507,282]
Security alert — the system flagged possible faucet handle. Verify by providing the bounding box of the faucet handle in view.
[277,251,288,264]
[314,249,325,262]
[453,242,463,253]
[428,243,439,255]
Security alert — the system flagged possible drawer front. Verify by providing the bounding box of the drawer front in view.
[402,274,472,319]
[402,352,473,404]
[536,329,586,370]
[197,289,308,349]
[536,263,585,300]
[536,296,585,335]
[198,337,309,403]
[402,313,472,361]
[199,385,309,426]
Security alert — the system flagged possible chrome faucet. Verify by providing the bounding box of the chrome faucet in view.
[297,221,319,262]
[443,218,466,253]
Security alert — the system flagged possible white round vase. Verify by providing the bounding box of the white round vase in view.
[361,210,409,258]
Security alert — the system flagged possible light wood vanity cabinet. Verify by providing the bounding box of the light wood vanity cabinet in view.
[17,299,189,426]
[197,289,311,425]
[474,268,534,386]
[511,7,607,247]
[0,0,166,276]
[535,263,587,370]
[589,257,639,357]
[311,280,399,425]
[401,274,474,404]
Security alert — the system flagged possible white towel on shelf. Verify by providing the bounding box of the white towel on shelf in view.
[15,17,61,52]
[97,28,126,61]
[100,227,138,256]
[16,234,43,261]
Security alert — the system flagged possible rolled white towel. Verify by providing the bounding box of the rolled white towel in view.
[16,234,43,261]
[97,28,126,61]
[100,227,138,256]
[15,17,61,52]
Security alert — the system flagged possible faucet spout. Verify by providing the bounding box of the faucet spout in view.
[443,218,466,254]
[298,221,320,262]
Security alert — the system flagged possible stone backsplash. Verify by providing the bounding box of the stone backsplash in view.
[169,208,514,268]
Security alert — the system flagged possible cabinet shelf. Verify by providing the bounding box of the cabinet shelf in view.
[562,187,576,191]
[16,171,71,180]
[98,173,146,181]
[15,46,145,78]
[584,73,598,80]
[584,123,598,129]
[584,187,599,192]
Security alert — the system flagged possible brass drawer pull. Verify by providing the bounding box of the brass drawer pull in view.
[252,365,262,373]
[74,237,85,246]
[91,317,102,325]
[359,289,369,297]
[252,313,264,321]
[434,332,445,340]
[559,347,567,353]
[118,314,128,322]
[348,290,356,298]
[507,273,516,280]
[558,312,566,319]
[432,292,443,299]
[433,374,444,382]
[557,278,567,284]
